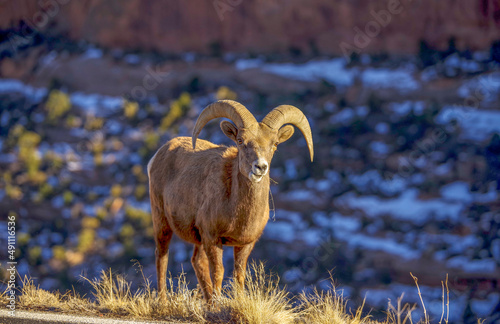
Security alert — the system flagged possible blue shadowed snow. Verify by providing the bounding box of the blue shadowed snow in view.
[363,284,469,323]
[435,106,500,142]
[71,92,123,116]
[0,79,48,102]
[471,293,500,317]
[262,59,357,87]
[265,209,322,245]
[282,189,318,202]
[335,231,421,260]
[264,222,295,243]
[124,54,141,65]
[361,68,420,92]
[0,79,123,116]
[236,58,420,91]
[457,72,500,102]
[283,268,302,282]
[388,101,425,118]
[444,53,482,74]
[235,58,264,70]
[348,170,407,196]
[236,58,357,87]
[329,107,355,125]
[369,141,391,157]
[440,181,498,203]
[375,122,389,134]
[447,256,497,273]
[313,212,361,232]
[83,47,104,60]
[336,189,464,225]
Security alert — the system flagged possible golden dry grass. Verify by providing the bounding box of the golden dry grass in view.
[0,262,471,324]
[209,262,298,323]
[299,287,372,324]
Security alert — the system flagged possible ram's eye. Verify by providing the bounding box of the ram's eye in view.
[237,138,243,145]
[274,142,279,148]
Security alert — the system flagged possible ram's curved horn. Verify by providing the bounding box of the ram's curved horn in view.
[261,105,314,161]
[192,100,257,149]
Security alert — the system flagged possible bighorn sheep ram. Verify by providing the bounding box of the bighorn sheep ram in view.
[148,100,313,301]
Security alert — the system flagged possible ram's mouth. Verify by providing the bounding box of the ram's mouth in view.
[249,172,264,183]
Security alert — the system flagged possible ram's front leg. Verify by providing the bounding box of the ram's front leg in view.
[203,241,224,301]
[233,242,255,288]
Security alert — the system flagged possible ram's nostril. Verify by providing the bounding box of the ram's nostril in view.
[255,164,265,172]
[252,159,269,175]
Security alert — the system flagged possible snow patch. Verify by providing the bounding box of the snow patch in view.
[361,68,420,92]
[236,58,357,87]
[471,293,500,317]
[457,72,500,102]
[336,189,464,225]
[440,181,498,203]
[388,101,425,118]
[447,256,497,273]
[335,232,421,259]
[435,106,500,142]
[71,92,123,116]
[0,79,47,103]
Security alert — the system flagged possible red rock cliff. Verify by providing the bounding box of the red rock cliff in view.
[1,0,499,55]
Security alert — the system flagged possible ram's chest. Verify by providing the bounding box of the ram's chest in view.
[217,202,270,245]
[220,214,269,246]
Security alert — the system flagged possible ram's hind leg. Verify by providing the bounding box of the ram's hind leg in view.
[191,245,213,301]
[152,205,173,298]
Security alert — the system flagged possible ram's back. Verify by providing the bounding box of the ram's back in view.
[148,137,235,227]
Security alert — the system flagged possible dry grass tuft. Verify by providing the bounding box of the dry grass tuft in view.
[1,263,470,324]
[299,287,373,324]
[15,269,204,322]
[18,275,63,309]
[82,265,204,322]
[210,262,298,323]
[385,293,416,324]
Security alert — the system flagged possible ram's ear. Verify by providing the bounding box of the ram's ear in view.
[220,120,238,142]
[278,125,294,144]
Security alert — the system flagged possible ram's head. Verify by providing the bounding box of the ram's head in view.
[192,100,314,183]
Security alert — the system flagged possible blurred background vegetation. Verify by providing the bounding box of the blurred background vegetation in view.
[0,1,500,323]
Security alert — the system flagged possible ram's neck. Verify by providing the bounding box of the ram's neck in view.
[234,170,270,210]
[226,150,270,219]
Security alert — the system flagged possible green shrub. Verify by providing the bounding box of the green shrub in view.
[77,228,95,253]
[120,224,135,238]
[18,131,42,180]
[94,153,103,166]
[28,246,42,265]
[134,185,147,200]
[132,165,147,183]
[160,92,191,132]
[85,116,104,131]
[52,246,66,261]
[96,207,107,221]
[17,232,30,247]
[44,151,64,170]
[39,183,53,198]
[63,191,74,205]
[123,100,139,119]
[6,184,22,200]
[45,89,71,123]
[125,206,150,228]
[110,184,122,198]
[82,216,100,229]
[216,86,237,100]
[65,115,82,128]
[143,132,159,151]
